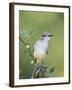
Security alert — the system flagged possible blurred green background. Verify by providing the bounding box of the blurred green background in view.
[19,10,64,79]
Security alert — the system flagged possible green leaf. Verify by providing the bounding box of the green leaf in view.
[19,30,33,38]
[49,67,55,74]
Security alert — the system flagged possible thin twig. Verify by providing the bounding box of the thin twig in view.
[19,36,26,45]
[28,48,34,59]
[19,36,34,59]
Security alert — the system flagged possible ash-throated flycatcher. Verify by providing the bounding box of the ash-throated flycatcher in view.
[33,32,53,65]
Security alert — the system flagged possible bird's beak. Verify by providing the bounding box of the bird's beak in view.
[48,34,53,37]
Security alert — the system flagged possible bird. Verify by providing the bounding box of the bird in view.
[33,32,53,65]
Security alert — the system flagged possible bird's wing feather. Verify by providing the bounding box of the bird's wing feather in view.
[46,50,48,54]
[46,47,48,54]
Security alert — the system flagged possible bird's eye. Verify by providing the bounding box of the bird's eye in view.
[42,35,46,37]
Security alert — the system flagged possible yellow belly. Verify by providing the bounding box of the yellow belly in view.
[34,51,46,65]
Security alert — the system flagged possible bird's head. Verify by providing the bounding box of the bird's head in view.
[41,32,53,41]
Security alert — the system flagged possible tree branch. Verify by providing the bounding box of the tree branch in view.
[19,36,34,59]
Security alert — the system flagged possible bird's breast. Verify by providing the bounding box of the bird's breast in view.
[34,41,48,60]
[34,41,48,52]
